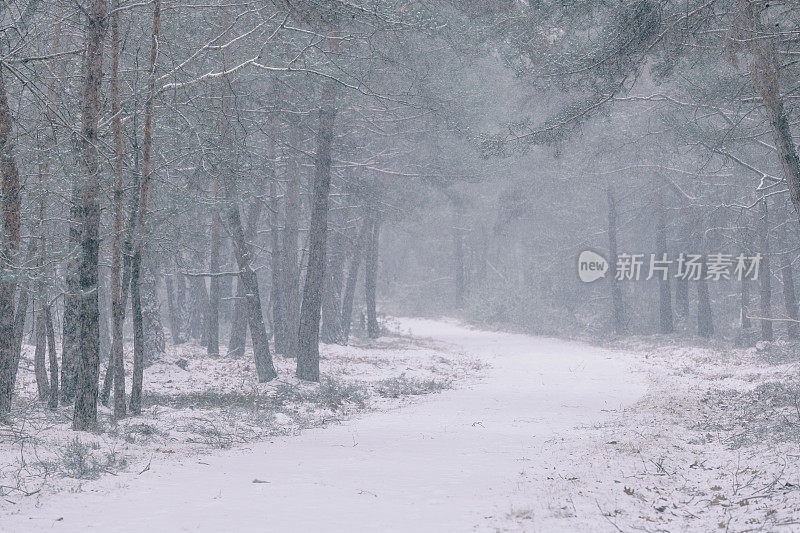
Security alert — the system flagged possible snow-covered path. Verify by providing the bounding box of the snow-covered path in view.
[3,318,646,532]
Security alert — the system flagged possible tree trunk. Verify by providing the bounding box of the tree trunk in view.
[297,88,337,382]
[281,119,301,356]
[656,189,673,333]
[777,216,799,339]
[0,42,23,414]
[129,0,160,415]
[365,212,381,339]
[129,253,144,414]
[675,223,689,320]
[675,279,689,317]
[176,271,187,332]
[739,0,800,223]
[225,201,277,382]
[72,0,108,431]
[9,240,35,400]
[219,242,233,325]
[758,198,774,341]
[108,0,125,418]
[741,215,753,329]
[697,278,714,338]
[341,217,370,344]
[165,274,182,345]
[269,172,287,355]
[229,274,248,356]
[143,264,165,358]
[46,306,57,409]
[741,265,752,329]
[100,167,139,406]
[61,189,80,405]
[321,214,346,344]
[607,186,625,334]
[34,304,49,400]
[228,202,260,356]
[31,18,62,408]
[98,266,111,366]
[207,205,221,356]
[191,275,209,342]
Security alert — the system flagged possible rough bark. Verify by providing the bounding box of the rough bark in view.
[0,42,22,414]
[281,119,301,356]
[73,0,108,431]
[739,0,800,222]
[297,88,337,382]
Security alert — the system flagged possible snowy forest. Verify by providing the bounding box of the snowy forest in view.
[4,0,800,531]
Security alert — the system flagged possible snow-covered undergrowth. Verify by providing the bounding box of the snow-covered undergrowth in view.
[499,337,800,532]
[0,334,483,503]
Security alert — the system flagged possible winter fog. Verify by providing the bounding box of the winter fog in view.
[2,1,800,531]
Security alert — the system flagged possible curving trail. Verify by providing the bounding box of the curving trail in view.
[2,318,646,532]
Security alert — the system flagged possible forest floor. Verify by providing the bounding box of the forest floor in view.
[0,323,482,524]
[516,334,800,533]
[0,317,643,532]
[492,332,800,532]
[4,319,800,531]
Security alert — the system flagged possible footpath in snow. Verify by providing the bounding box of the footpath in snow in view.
[2,318,646,532]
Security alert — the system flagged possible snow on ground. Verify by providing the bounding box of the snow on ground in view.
[5,319,798,532]
[494,336,800,532]
[1,328,482,508]
[1,317,646,532]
